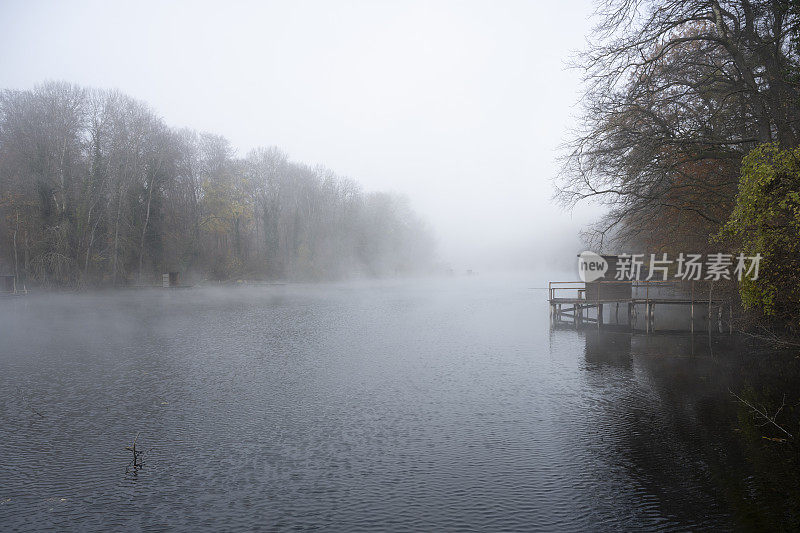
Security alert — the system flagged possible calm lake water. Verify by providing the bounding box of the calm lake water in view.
[1,277,798,531]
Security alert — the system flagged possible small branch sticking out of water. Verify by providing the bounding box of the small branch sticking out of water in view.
[730,389,794,440]
[125,432,146,473]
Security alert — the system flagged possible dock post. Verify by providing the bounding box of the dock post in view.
[646,302,650,333]
[690,281,694,334]
[650,303,655,332]
[708,281,713,327]
[598,303,603,328]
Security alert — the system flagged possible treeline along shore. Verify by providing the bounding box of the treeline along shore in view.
[559,0,800,334]
[0,82,435,288]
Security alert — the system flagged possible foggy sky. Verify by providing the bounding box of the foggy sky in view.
[0,0,601,272]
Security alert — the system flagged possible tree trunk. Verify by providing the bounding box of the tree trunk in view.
[138,181,154,283]
[13,212,19,285]
[112,191,122,285]
[84,205,102,280]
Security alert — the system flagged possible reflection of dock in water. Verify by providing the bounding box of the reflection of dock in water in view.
[548,280,731,333]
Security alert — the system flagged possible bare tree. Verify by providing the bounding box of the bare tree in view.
[559,0,800,250]
[0,82,435,286]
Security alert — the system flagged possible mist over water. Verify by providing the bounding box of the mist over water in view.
[2,276,797,530]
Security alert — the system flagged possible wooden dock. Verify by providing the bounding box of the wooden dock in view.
[549,280,728,333]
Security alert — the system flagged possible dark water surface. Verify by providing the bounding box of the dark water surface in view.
[1,277,799,531]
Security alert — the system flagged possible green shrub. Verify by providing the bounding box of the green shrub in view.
[719,143,800,326]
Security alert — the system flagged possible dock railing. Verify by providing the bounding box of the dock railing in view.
[548,279,717,303]
[549,279,732,332]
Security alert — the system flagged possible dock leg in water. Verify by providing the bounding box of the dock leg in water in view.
[729,304,733,334]
[650,303,655,332]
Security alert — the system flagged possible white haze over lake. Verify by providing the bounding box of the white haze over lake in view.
[0,0,600,273]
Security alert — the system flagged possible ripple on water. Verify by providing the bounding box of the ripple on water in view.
[0,281,792,530]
